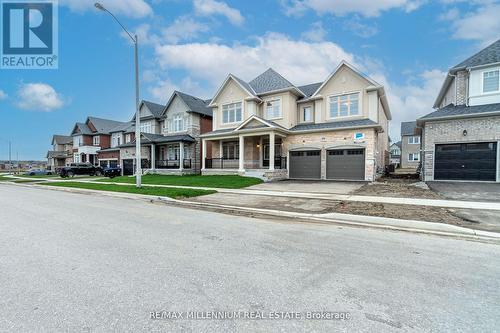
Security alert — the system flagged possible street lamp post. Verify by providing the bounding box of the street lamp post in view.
[95,3,142,187]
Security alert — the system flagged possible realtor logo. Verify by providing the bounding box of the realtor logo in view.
[1,0,58,69]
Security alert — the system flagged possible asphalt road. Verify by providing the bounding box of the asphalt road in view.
[1,184,500,332]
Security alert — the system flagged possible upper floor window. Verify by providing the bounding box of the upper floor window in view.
[111,133,121,147]
[390,148,400,155]
[173,114,184,132]
[73,136,82,148]
[329,93,359,118]
[140,121,152,133]
[303,106,312,122]
[483,70,499,93]
[93,136,100,146]
[408,136,420,144]
[265,99,281,119]
[125,134,132,143]
[222,102,242,124]
[408,153,420,162]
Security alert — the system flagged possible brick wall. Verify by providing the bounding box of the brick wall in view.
[422,116,500,181]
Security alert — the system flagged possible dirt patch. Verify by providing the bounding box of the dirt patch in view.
[185,193,473,227]
[353,179,442,199]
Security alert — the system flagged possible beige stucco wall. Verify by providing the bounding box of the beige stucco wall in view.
[212,79,249,130]
[256,91,298,128]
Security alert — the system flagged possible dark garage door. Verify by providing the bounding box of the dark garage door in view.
[435,142,497,181]
[326,149,365,180]
[289,150,321,179]
[123,159,134,176]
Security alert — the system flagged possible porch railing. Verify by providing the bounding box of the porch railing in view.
[155,159,192,169]
[205,157,287,169]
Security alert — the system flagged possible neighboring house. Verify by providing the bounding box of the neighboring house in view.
[46,135,73,171]
[97,121,134,168]
[71,117,127,165]
[390,141,401,166]
[200,62,391,181]
[118,93,212,175]
[400,121,421,169]
[418,39,500,182]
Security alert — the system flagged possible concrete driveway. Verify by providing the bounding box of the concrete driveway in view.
[428,182,500,202]
[249,180,365,194]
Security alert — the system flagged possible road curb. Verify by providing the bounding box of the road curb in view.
[11,182,500,242]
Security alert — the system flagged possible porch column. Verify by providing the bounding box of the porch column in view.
[151,144,156,170]
[179,141,184,171]
[269,132,275,170]
[239,135,245,172]
[202,139,207,170]
[259,137,263,168]
[219,141,223,158]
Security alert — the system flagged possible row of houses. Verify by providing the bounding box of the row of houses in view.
[390,39,500,182]
[48,61,392,181]
[47,39,500,183]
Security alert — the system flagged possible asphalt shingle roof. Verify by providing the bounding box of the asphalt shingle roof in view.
[73,122,92,135]
[452,39,500,71]
[46,150,69,158]
[290,119,378,132]
[176,91,213,117]
[143,100,165,118]
[119,133,195,147]
[52,135,72,145]
[249,68,295,94]
[420,103,500,120]
[297,82,322,99]
[88,117,127,135]
[401,121,417,136]
[109,121,134,133]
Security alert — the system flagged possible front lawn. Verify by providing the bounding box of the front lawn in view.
[99,174,263,189]
[41,182,216,199]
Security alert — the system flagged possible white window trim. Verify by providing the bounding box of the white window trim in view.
[408,153,420,162]
[481,68,500,94]
[221,100,244,125]
[264,97,283,120]
[93,136,100,146]
[408,136,421,144]
[327,90,362,120]
[301,105,313,123]
[172,113,185,133]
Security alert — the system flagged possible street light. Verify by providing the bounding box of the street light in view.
[95,2,142,187]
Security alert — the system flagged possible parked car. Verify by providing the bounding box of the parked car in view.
[103,166,121,179]
[25,169,53,176]
[59,163,103,178]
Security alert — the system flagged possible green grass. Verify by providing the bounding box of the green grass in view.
[0,176,13,181]
[98,174,263,189]
[41,181,216,199]
[13,179,46,183]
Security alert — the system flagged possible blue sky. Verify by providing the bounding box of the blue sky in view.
[0,0,499,160]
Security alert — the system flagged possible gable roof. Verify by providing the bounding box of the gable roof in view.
[419,102,500,122]
[71,122,92,136]
[451,39,500,72]
[52,135,72,145]
[174,91,212,117]
[109,121,134,133]
[87,117,126,135]
[142,100,165,118]
[401,121,418,136]
[248,68,303,96]
[209,74,259,106]
[234,115,285,131]
[393,141,402,149]
[297,82,322,100]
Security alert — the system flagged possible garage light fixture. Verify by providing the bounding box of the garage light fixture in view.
[463,130,467,136]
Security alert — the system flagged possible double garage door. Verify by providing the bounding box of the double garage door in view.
[434,142,497,181]
[289,149,365,180]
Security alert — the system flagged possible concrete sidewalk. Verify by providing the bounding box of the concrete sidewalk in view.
[15,181,500,242]
[66,178,500,211]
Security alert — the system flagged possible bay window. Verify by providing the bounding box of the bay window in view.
[329,93,360,118]
[222,102,242,124]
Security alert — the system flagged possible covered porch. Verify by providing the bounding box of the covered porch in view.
[202,130,288,181]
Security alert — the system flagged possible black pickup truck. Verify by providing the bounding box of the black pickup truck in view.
[59,163,103,178]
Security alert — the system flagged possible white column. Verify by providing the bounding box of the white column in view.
[151,144,156,170]
[239,135,244,172]
[259,137,264,168]
[219,140,223,158]
[202,139,207,170]
[179,141,184,171]
[269,132,275,170]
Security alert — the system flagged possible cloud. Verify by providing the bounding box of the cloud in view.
[0,90,7,100]
[282,0,423,17]
[343,18,379,38]
[162,16,210,44]
[150,76,208,102]
[193,0,244,25]
[154,32,356,88]
[443,4,500,45]
[60,0,152,18]
[16,83,65,112]
[301,22,327,42]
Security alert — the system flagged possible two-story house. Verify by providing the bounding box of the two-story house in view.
[201,62,391,181]
[46,135,73,171]
[118,94,212,175]
[418,39,500,182]
[97,121,134,168]
[71,117,127,165]
[390,141,401,167]
[400,121,421,169]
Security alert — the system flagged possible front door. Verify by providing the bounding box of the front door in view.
[263,144,282,167]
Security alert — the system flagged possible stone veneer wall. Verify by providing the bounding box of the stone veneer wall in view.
[422,116,500,181]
